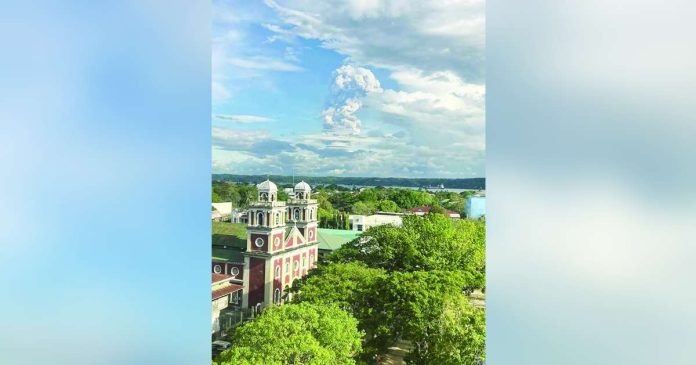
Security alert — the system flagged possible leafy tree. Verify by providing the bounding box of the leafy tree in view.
[408,294,486,365]
[277,189,289,201]
[330,214,485,289]
[376,199,399,212]
[216,303,362,365]
[212,191,223,203]
[351,201,376,215]
[430,205,448,215]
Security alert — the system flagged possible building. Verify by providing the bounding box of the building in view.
[230,209,247,224]
[406,206,461,219]
[212,202,234,216]
[212,273,243,335]
[349,212,403,232]
[214,180,319,311]
[464,193,486,219]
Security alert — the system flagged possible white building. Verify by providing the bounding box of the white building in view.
[349,212,404,232]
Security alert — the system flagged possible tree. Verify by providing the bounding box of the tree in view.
[212,191,223,203]
[330,214,486,289]
[216,303,362,365]
[376,199,399,212]
[351,201,376,215]
[409,295,486,365]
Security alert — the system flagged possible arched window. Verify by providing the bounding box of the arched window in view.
[213,265,221,274]
[275,212,280,226]
[274,288,281,304]
[260,192,267,201]
[310,254,315,267]
[275,265,281,278]
[294,208,300,221]
[257,212,264,226]
[284,285,290,302]
[293,260,299,271]
[302,256,306,268]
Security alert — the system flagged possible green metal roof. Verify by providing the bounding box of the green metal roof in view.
[316,229,360,251]
[212,222,247,249]
[212,247,244,263]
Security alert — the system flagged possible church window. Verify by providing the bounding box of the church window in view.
[275,266,281,278]
[255,237,264,248]
[213,265,221,274]
[302,257,306,268]
[293,260,299,271]
[285,261,289,272]
[257,212,264,226]
[274,289,281,304]
[275,212,280,226]
[310,254,315,266]
[231,267,239,276]
[294,208,300,221]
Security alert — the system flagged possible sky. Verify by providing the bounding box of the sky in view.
[212,0,485,178]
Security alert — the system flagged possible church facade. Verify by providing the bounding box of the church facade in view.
[240,180,320,309]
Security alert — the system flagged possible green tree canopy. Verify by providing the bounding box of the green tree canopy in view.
[330,214,485,289]
[216,303,362,365]
[376,271,485,365]
[351,201,376,215]
[376,199,399,212]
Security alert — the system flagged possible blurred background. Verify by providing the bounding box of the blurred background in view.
[487,0,696,363]
[0,1,210,364]
[2,0,696,364]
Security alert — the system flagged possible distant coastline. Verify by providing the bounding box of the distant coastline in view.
[213,174,486,190]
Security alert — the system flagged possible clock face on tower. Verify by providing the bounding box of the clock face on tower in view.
[255,237,264,248]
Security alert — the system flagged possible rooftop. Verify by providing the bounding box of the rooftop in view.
[212,273,233,284]
[212,222,247,249]
[212,283,243,300]
[316,228,360,251]
[212,247,244,263]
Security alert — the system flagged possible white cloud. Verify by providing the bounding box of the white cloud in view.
[214,114,275,123]
[322,65,382,135]
[264,0,484,81]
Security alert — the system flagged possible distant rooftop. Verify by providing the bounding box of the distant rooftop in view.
[212,222,247,249]
[316,228,360,251]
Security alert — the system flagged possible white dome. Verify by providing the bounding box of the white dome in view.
[294,181,311,192]
[257,179,278,192]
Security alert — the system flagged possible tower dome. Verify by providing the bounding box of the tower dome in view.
[294,181,311,200]
[257,179,278,192]
[294,181,311,193]
[257,179,278,202]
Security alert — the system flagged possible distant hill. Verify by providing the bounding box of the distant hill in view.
[212,174,485,190]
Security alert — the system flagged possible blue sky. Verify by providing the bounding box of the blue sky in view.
[212,0,485,178]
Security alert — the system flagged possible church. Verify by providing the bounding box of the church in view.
[214,179,320,311]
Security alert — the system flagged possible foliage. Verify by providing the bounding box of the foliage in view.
[351,201,376,215]
[291,262,386,323]
[216,303,362,365]
[212,182,256,208]
[407,295,486,365]
[376,199,399,212]
[330,214,486,289]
